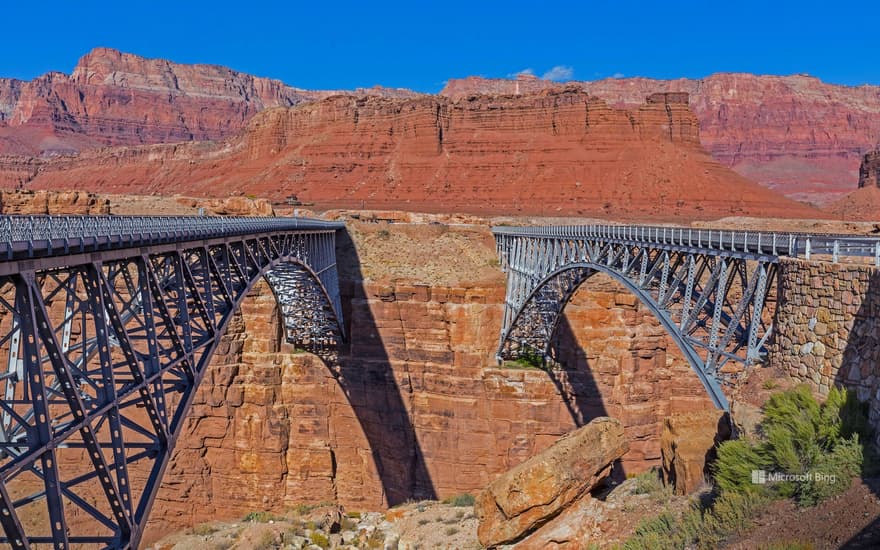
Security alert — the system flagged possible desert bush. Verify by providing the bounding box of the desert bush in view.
[442,493,476,507]
[252,530,278,550]
[714,384,872,505]
[309,531,330,549]
[623,490,770,550]
[622,386,871,549]
[630,469,668,496]
[190,523,219,536]
[242,511,284,523]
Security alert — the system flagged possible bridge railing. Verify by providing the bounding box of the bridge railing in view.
[0,215,345,260]
[492,224,880,265]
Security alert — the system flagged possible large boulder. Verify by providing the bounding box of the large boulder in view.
[660,411,730,495]
[475,417,628,547]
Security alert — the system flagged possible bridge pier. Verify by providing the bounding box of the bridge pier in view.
[770,257,880,441]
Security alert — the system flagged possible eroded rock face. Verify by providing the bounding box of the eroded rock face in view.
[442,74,880,205]
[859,150,880,189]
[0,189,109,214]
[660,411,730,495]
[0,47,420,156]
[144,267,717,542]
[509,495,603,550]
[474,417,627,547]
[5,89,820,220]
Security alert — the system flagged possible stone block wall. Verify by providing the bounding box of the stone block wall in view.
[770,257,880,430]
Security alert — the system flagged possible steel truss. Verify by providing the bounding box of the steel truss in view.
[494,224,880,410]
[0,216,345,549]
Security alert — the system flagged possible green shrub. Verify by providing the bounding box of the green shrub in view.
[365,529,385,549]
[623,511,680,550]
[190,523,219,536]
[714,385,872,506]
[253,530,278,550]
[700,490,771,547]
[713,439,770,494]
[445,526,459,536]
[622,491,771,550]
[630,469,667,496]
[309,532,330,549]
[442,493,476,507]
[242,511,283,523]
[622,386,872,550]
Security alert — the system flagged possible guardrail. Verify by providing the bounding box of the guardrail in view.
[492,224,880,265]
[0,215,345,260]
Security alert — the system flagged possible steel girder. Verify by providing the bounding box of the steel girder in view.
[0,223,344,549]
[494,228,784,410]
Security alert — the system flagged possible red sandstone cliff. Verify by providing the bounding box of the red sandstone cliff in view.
[443,74,880,205]
[0,48,419,156]
[2,88,821,220]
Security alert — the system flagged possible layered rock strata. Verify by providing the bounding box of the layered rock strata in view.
[443,74,880,205]
[0,47,419,156]
[859,150,880,189]
[2,89,821,220]
[144,226,717,541]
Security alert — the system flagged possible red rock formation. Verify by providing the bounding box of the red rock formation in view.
[0,48,420,156]
[442,75,880,205]
[4,89,821,220]
[0,189,109,214]
[144,265,718,541]
[474,417,627,547]
[859,150,880,189]
[660,411,729,495]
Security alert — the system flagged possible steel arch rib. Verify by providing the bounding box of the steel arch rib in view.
[0,224,346,550]
[498,262,729,410]
[128,251,344,548]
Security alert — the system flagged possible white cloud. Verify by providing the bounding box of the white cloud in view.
[542,65,574,81]
[508,68,535,78]
[612,72,625,79]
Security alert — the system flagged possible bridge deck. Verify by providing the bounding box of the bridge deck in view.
[0,215,345,275]
[492,224,880,264]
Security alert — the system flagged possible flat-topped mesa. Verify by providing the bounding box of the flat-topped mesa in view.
[4,87,823,220]
[441,74,880,205]
[859,150,880,189]
[244,87,702,161]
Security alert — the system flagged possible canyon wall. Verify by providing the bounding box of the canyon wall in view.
[2,89,821,221]
[144,222,715,540]
[3,50,879,205]
[860,150,880,189]
[0,48,418,156]
[443,74,880,205]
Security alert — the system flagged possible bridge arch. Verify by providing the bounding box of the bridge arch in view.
[491,225,820,415]
[499,261,724,409]
[0,216,345,549]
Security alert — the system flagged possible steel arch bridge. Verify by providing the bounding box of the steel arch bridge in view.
[494,225,880,410]
[0,215,345,549]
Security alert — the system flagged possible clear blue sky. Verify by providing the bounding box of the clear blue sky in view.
[3,0,879,93]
